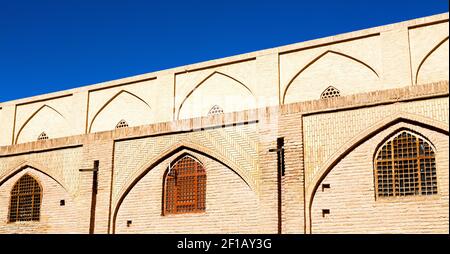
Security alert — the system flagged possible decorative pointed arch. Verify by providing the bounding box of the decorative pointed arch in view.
[177,71,256,119]
[111,140,255,233]
[415,36,449,84]
[8,174,42,222]
[162,153,206,215]
[282,50,379,104]
[15,104,67,144]
[306,112,449,233]
[0,161,68,192]
[89,90,151,133]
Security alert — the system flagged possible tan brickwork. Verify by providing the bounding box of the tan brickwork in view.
[0,148,92,233]
[303,96,449,188]
[311,124,448,233]
[115,152,262,233]
[112,124,260,206]
[0,13,448,234]
[0,168,84,233]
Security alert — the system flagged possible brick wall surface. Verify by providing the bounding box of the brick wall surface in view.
[0,12,448,234]
[311,124,448,233]
[115,152,262,234]
[0,81,447,234]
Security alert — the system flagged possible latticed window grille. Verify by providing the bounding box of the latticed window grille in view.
[208,105,224,116]
[320,86,341,99]
[37,132,49,141]
[374,131,438,198]
[9,174,42,222]
[164,155,206,215]
[116,119,129,129]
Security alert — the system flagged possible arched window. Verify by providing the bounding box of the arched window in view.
[116,119,129,129]
[37,132,49,141]
[9,174,42,222]
[374,130,438,198]
[208,105,224,116]
[163,155,206,215]
[321,86,340,99]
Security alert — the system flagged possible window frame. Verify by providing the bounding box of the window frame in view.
[162,154,206,216]
[373,129,438,200]
[8,174,43,223]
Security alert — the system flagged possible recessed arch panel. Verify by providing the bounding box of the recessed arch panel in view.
[177,71,256,119]
[89,90,152,133]
[15,105,70,144]
[283,50,379,104]
[112,141,257,233]
[113,148,260,234]
[306,112,449,233]
[416,37,449,84]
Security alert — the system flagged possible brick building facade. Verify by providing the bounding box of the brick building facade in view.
[0,13,448,234]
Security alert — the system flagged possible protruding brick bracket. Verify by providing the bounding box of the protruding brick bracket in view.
[269,137,285,234]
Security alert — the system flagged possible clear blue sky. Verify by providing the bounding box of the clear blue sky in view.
[0,0,448,102]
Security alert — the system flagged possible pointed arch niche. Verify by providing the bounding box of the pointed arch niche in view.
[283,50,379,104]
[177,71,256,120]
[15,105,70,144]
[89,90,152,133]
[415,37,449,85]
[0,166,83,232]
[113,149,260,234]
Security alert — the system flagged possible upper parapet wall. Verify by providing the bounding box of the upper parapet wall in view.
[0,12,448,146]
[0,12,448,106]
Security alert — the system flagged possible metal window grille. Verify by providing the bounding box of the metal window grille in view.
[37,132,49,141]
[116,120,129,129]
[9,174,41,222]
[321,86,340,99]
[164,156,206,215]
[374,131,438,198]
[208,105,224,116]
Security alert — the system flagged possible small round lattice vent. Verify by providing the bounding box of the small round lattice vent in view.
[208,105,224,116]
[37,132,49,141]
[116,120,129,129]
[321,86,341,99]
